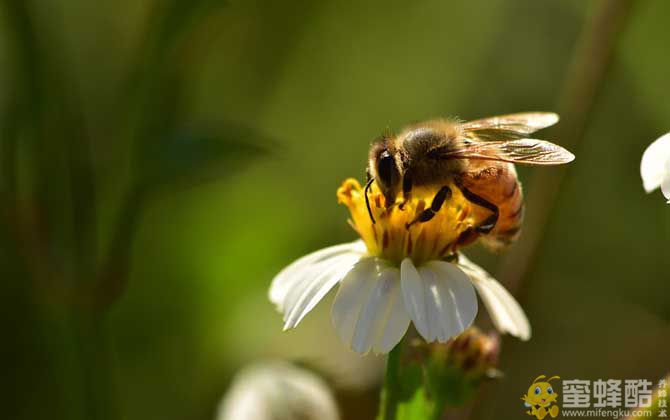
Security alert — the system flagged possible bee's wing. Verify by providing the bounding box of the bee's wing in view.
[462,112,559,135]
[438,138,575,165]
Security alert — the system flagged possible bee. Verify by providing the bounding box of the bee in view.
[366,112,574,250]
[522,375,561,419]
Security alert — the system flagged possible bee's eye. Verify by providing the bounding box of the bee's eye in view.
[547,387,553,394]
[534,387,541,395]
[377,150,397,185]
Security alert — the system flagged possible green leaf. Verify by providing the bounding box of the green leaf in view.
[378,343,434,420]
[138,121,273,191]
[150,0,228,56]
[379,333,499,420]
[424,363,478,408]
[397,362,423,401]
[396,387,433,420]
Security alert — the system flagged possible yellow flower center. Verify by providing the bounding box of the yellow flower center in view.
[337,179,481,265]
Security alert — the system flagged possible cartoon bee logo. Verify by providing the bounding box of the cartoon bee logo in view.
[522,375,561,419]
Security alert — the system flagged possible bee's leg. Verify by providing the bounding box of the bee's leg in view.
[457,184,499,234]
[364,177,376,224]
[398,172,413,210]
[406,186,452,228]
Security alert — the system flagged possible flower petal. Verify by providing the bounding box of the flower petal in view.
[458,254,531,340]
[401,258,477,342]
[332,258,410,354]
[269,241,365,329]
[269,240,365,306]
[217,361,340,420]
[641,132,670,193]
[283,252,363,330]
[399,259,429,338]
[424,262,478,341]
[663,158,670,202]
[376,280,412,353]
[331,259,379,346]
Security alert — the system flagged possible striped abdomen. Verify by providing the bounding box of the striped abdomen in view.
[457,161,524,251]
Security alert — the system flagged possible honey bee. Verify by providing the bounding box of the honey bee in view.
[366,112,574,250]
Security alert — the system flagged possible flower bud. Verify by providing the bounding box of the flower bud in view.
[442,327,501,380]
[404,327,501,407]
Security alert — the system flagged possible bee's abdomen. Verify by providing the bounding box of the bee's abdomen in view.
[490,177,524,249]
[457,162,524,251]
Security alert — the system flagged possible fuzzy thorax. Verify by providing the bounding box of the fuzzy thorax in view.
[337,179,479,266]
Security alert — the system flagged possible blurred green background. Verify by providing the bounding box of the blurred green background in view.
[1,0,668,419]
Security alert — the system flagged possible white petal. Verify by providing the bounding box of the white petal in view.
[283,252,362,329]
[332,258,410,354]
[428,261,479,335]
[663,159,670,202]
[217,361,340,420]
[640,132,670,193]
[331,259,379,345]
[458,254,531,340]
[376,279,411,353]
[401,259,477,342]
[400,259,429,338]
[269,240,365,306]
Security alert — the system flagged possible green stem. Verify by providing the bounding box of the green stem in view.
[430,394,447,420]
[72,311,114,420]
[381,341,403,420]
[497,0,634,294]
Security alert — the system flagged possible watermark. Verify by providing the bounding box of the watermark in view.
[521,375,667,419]
[522,375,561,419]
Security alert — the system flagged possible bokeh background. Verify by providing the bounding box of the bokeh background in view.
[1,0,668,419]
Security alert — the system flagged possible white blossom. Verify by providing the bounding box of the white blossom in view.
[641,132,670,202]
[216,361,339,420]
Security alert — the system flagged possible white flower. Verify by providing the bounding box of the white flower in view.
[269,179,530,354]
[640,132,670,202]
[216,361,340,420]
[270,239,530,354]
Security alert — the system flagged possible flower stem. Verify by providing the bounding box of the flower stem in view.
[497,0,634,294]
[430,394,447,420]
[381,341,403,420]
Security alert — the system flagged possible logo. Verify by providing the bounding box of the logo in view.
[522,375,561,419]
[521,375,667,419]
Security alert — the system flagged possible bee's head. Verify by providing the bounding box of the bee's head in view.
[368,137,401,206]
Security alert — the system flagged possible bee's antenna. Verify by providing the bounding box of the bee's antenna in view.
[365,177,376,225]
